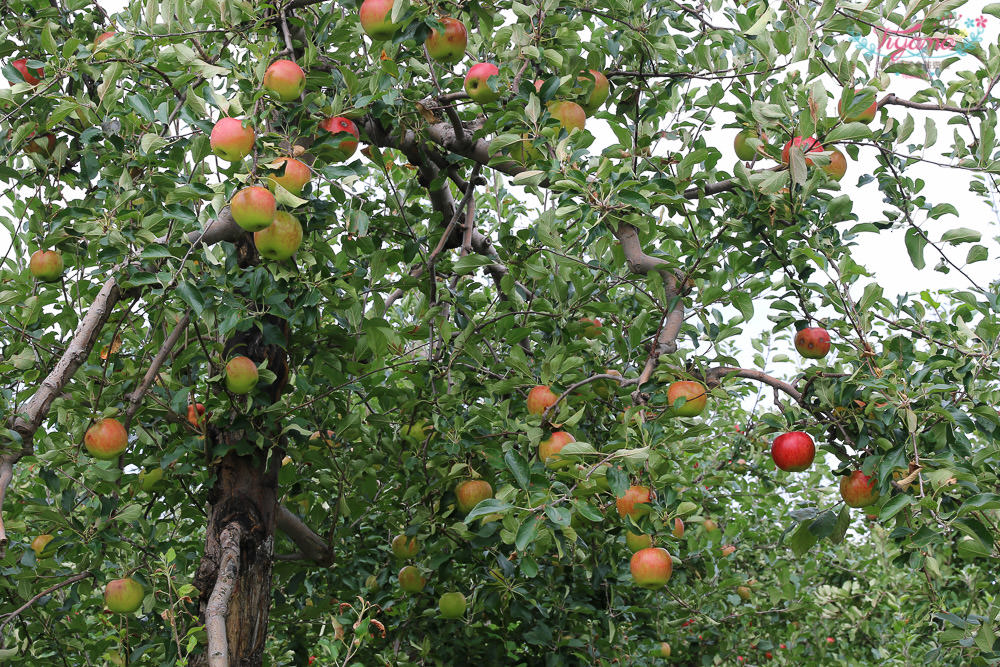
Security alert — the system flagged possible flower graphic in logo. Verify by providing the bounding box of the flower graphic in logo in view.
[847,14,989,75]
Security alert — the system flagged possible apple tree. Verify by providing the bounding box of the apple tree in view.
[1,0,999,664]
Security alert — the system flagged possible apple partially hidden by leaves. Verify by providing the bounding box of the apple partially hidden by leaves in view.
[266,157,311,196]
[667,380,707,417]
[254,211,303,261]
[455,479,493,514]
[616,485,653,518]
[538,431,575,468]
[840,470,880,508]
[262,59,306,102]
[319,116,360,161]
[526,385,558,416]
[397,565,426,593]
[29,249,64,282]
[391,534,419,559]
[464,63,501,103]
[359,0,398,40]
[30,534,54,556]
[577,69,609,115]
[625,531,653,553]
[547,100,586,133]
[425,17,467,64]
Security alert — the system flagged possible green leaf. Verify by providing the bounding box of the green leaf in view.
[958,493,1000,513]
[176,282,206,316]
[878,493,914,521]
[904,228,927,269]
[788,522,817,556]
[940,227,980,244]
[515,515,540,551]
[824,122,871,143]
[966,245,988,263]
[505,450,530,490]
[464,499,513,523]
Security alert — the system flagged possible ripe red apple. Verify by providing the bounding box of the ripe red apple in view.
[770,431,815,472]
[391,534,419,559]
[630,547,672,588]
[464,63,501,103]
[230,186,276,232]
[439,591,466,618]
[10,58,43,85]
[734,129,767,160]
[625,531,653,553]
[839,90,877,123]
[579,317,602,338]
[105,577,144,613]
[30,534,54,556]
[538,431,575,468]
[721,544,736,557]
[548,100,586,133]
[824,148,847,181]
[359,0,399,41]
[397,565,426,593]
[210,118,255,162]
[225,356,259,394]
[425,17,467,64]
[186,403,206,428]
[672,517,684,538]
[577,69,609,115]
[85,418,128,460]
[262,59,306,102]
[616,485,653,518]
[781,136,823,166]
[794,326,831,359]
[526,384,558,415]
[319,116,360,160]
[455,479,493,513]
[667,380,707,417]
[254,210,303,261]
[826,637,834,644]
[29,249,64,282]
[840,469,880,508]
[266,157,311,195]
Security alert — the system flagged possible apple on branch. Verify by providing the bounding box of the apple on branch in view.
[210,118,255,162]
[262,59,306,102]
[425,17,467,64]
[630,547,672,588]
[770,431,815,472]
[254,211,303,261]
[29,249,64,282]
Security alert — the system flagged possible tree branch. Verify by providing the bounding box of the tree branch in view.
[275,505,333,565]
[704,366,803,403]
[0,571,94,639]
[124,312,191,430]
[206,522,242,667]
[0,457,14,558]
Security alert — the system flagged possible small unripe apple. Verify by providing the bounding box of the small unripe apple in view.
[667,381,707,417]
[547,100,586,133]
[319,116,360,160]
[630,547,672,588]
[625,531,653,553]
[439,591,466,618]
[794,326,831,359]
[254,210,303,261]
[262,59,306,102]
[104,577,144,613]
[737,585,751,601]
[770,431,815,472]
[85,418,129,460]
[30,534,54,556]
[734,129,767,160]
[210,118,255,162]
[397,565,426,593]
[359,0,398,40]
[400,419,431,445]
[577,69,609,115]
[781,136,823,166]
[9,58,43,85]
[266,157,311,195]
[579,317,602,338]
[230,186,276,232]
[538,431,575,468]
[455,479,493,514]
[526,385,558,415]
[464,63,501,103]
[840,470,880,508]
[225,356,259,394]
[425,17,467,64]
[391,534,419,559]
[29,249,64,282]
[616,485,653,518]
[839,90,877,123]
[672,517,684,538]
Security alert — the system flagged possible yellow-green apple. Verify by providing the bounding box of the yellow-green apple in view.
[262,59,306,102]
[210,118,255,162]
[672,517,684,538]
[266,157,311,195]
[464,63,501,103]
[319,116,360,160]
[548,100,586,133]
[703,518,718,532]
[737,585,751,601]
[254,210,303,260]
[657,642,671,658]
[794,326,831,359]
[230,186,276,232]
[397,565,426,593]
[30,534,54,556]
[839,90,877,123]
[10,58,43,85]
[630,547,672,588]
[526,385,558,415]
[225,356,259,394]
[139,467,164,491]
[29,249,64,282]
[667,380,707,417]
[734,129,767,161]
[439,591,466,618]
[538,431,574,468]
[770,431,815,472]
[840,470,879,507]
[85,418,128,460]
[391,534,419,559]
[359,0,398,41]
[425,17,467,64]
[625,531,653,553]
[781,136,823,166]
[616,485,653,518]
[455,479,493,513]
[579,317,602,338]
[577,69,609,114]
[105,578,144,613]
[721,544,736,557]
[823,148,847,181]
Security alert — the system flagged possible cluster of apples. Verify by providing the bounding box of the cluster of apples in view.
[734,88,879,182]
[391,533,467,618]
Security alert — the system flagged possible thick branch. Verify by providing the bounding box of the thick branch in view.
[206,522,242,667]
[0,457,14,558]
[124,312,191,430]
[276,504,333,565]
[704,366,803,403]
[0,571,94,639]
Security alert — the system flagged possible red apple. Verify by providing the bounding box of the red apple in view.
[826,637,834,643]
[721,544,736,557]
[84,418,128,460]
[186,403,206,428]
[625,531,653,553]
[10,58,43,85]
[210,118,255,162]
[397,565,426,593]
[105,577,144,613]
[594,368,622,398]
[439,591,466,618]
[359,0,399,41]
[425,17,467,64]
[781,136,823,166]
[770,431,815,472]
[667,380,707,417]
[548,100,586,133]
[391,534,419,559]
[263,59,306,102]
[734,129,767,160]
[319,116,360,160]
[29,249,64,282]
[839,90,877,123]
[464,63,501,103]
[526,385,558,416]
[577,69,609,114]
[230,186,276,232]
[630,547,672,588]
[538,431,575,468]
[840,470,880,508]
[455,479,493,513]
[266,157,311,195]
[616,485,653,518]
[794,326,831,359]
[579,317,602,338]
[225,356,259,394]
[254,210,303,261]
[672,517,684,538]
[823,148,847,181]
